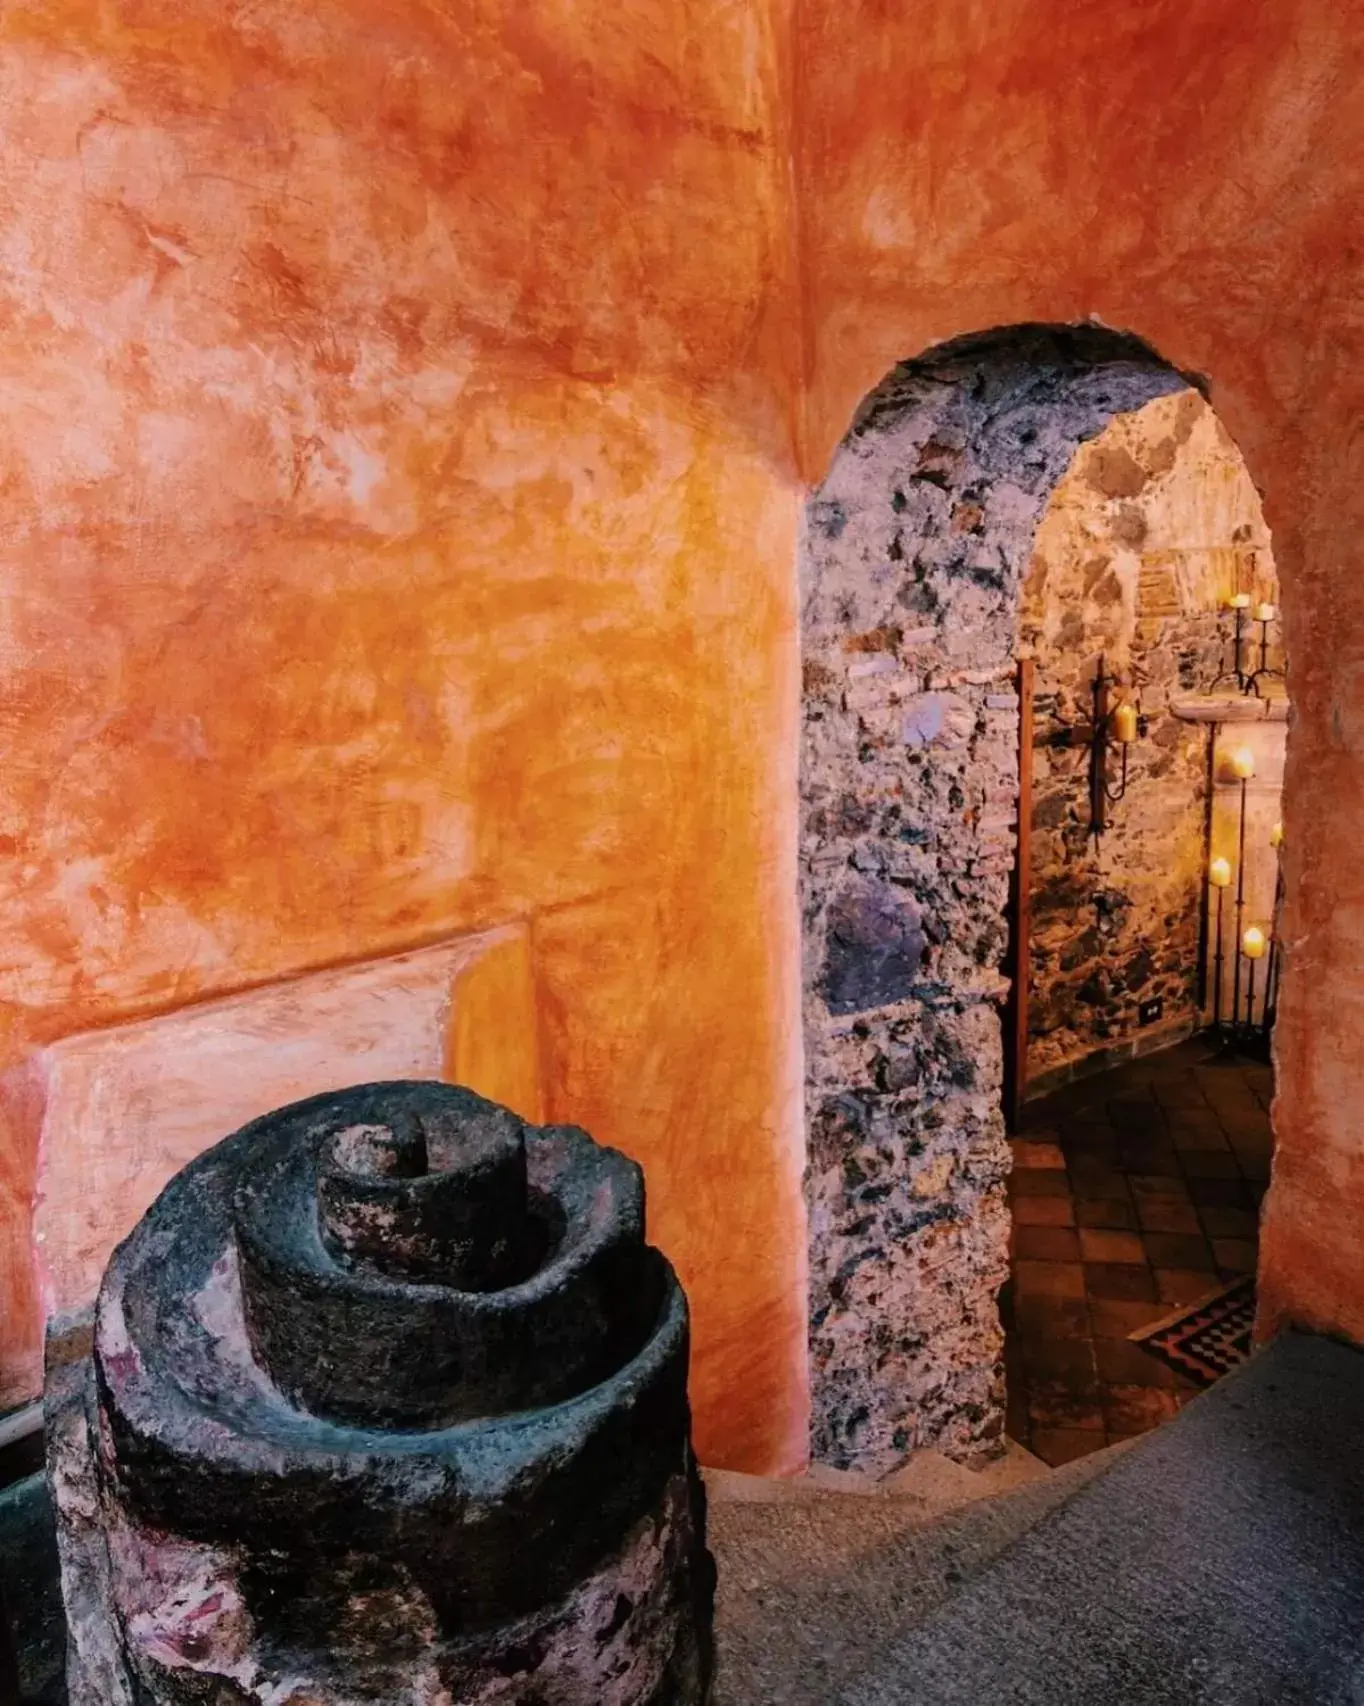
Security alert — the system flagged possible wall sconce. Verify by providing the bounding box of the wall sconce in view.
[1047,656,1148,847]
[1213,592,1284,697]
[1084,655,1146,847]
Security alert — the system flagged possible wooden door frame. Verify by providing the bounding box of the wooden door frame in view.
[1002,656,1034,1130]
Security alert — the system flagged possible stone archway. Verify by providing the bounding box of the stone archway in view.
[799,324,1208,1473]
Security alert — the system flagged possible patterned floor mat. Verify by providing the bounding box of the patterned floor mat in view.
[1130,1275,1257,1388]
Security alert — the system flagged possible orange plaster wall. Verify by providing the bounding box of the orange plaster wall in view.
[5,0,1364,1470]
[0,0,808,1471]
[791,0,1364,1363]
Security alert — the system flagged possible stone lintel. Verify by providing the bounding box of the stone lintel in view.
[1171,692,1290,724]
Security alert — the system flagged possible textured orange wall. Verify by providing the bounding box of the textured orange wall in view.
[3,0,1363,1467]
[0,0,807,1470]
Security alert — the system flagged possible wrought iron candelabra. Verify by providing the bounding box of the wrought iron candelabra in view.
[1228,747,1254,1029]
[1206,770,1283,1057]
[1212,595,1284,698]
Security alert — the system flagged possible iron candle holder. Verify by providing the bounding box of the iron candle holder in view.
[1064,655,1148,848]
[1245,603,1284,699]
[1211,595,1283,698]
[1211,597,1254,693]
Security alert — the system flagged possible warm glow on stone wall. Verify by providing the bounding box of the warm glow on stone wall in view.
[1022,390,1280,1085]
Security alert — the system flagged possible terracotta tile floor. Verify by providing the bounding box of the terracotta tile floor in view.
[1003,1036,1273,1467]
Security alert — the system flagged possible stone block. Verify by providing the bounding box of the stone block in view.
[901,690,975,749]
[49,1083,714,1704]
[820,875,925,1016]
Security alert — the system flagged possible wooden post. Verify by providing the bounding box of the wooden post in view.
[1004,657,1035,1130]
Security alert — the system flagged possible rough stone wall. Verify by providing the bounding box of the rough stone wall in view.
[800,328,1188,1473]
[1022,391,1280,1085]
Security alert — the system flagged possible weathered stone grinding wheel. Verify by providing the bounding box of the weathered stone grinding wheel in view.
[46,1082,715,1704]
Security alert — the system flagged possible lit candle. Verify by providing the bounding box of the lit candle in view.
[1270,821,1284,849]
[1242,926,1267,960]
[1209,856,1232,888]
[1229,592,1252,611]
[1255,601,1277,623]
[1113,701,1138,743]
[1229,745,1256,780]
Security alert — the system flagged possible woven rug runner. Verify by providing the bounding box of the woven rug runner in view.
[1130,1274,1256,1388]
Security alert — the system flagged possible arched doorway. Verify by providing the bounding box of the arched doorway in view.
[800,324,1284,1474]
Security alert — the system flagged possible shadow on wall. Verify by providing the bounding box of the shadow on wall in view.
[797,322,1279,1476]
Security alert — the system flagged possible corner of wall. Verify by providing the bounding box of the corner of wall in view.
[445,923,545,1124]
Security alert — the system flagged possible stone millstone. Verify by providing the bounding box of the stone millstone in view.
[47,1080,715,1704]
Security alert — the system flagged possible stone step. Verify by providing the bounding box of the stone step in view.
[718,1332,1364,1706]
[706,1437,1053,1513]
[711,1440,1128,1704]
